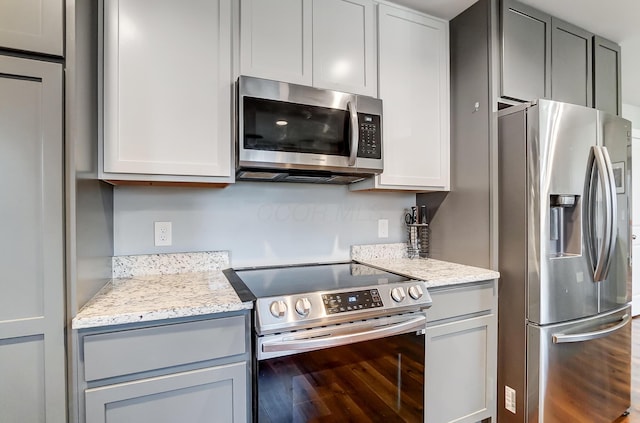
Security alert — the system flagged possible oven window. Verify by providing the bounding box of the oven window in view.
[257,332,424,422]
[243,97,350,156]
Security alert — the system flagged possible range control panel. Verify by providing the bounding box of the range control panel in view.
[323,289,383,314]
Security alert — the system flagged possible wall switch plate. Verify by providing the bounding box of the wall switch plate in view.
[378,219,389,238]
[154,221,172,246]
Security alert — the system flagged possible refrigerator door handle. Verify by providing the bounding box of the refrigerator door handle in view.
[552,313,630,344]
[599,146,618,282]
[589,146,615,282]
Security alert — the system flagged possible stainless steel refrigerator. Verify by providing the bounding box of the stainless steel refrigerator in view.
[498,99,632,423]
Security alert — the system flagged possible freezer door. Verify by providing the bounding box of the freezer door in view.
[598,111,632,313]
[527,306,631,423]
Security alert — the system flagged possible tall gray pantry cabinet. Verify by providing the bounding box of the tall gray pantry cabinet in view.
[0,3,65,421]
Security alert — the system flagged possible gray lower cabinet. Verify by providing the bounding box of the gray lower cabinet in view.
[425,280,497,423]
[593,35,622,116]
[85,363,246,423]
[500,0,551,102]
[77,312,251,423]
[0,55,65,423]
[551,18,593,107]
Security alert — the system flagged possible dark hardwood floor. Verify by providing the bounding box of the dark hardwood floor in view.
[613,317,640,423]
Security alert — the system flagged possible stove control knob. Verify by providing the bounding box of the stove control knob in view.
[408,285,424,300]
[295,298,312,317]
[391,287,406,303]
[269,300,287,318]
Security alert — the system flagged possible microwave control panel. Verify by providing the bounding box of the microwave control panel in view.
[322,289,383,314]
[357,114,381,159]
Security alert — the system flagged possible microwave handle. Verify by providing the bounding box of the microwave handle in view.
[347,99,358,166]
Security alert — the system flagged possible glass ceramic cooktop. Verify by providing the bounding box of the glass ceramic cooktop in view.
[234,262,410,298]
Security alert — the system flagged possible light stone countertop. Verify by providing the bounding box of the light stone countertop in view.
[72,271,252,329]
[72,251,252,330]
[354,257,500,288]
[352,243,499,288]
[73,246,499,330]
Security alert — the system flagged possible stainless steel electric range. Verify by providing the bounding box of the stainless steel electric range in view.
[225,261,432,422]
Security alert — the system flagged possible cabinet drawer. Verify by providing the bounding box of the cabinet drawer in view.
[427,281,495,323]
[83,316,246,382]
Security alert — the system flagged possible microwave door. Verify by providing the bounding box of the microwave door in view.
[240,96,353,170]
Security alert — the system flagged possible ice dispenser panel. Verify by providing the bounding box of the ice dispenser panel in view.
[549,194,581,257]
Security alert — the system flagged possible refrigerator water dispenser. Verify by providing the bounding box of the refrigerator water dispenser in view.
[549,194,580,257]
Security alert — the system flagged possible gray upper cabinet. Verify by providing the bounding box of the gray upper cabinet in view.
[0,0,63,56]
[551,18,593,107]
[593,36,622,116]
[0,55,65,423]
[500,0,551,102]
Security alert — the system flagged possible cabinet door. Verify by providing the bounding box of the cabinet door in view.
[501,0,551,102]
[103,0,232,180]
[240,0,312,85]
[593,36,622,116]
[0,0,63,56]
[0,56,65,422]
[85,362,247,423]
[426,314,496,423]
[551,18,592,107]
[312,0,376,96]
[374,5,449,190]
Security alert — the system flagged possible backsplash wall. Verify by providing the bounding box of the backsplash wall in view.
[113,182,414,267]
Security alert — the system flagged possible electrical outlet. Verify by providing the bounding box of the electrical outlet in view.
[154,221,172,246]
[378,219,389,238]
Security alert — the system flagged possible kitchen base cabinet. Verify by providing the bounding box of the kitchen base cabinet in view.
[76,312,251,423]
[425,281,497,423]
[85,363,246,423]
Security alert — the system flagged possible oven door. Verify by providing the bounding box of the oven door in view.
[255,313,426,422]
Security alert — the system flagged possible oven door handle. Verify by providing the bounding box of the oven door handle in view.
[261,315,426,354]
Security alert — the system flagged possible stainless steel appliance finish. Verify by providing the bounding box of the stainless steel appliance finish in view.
[498,99,632,422]
[231,262,431,421]
[236,76,383,183]
[235,262,432,336]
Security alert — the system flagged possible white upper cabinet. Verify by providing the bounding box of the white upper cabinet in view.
[352,4,450,191]
[312,0,377,96]
[240,0,312,85]
[240,0,376,96]
[0,0,63,56]
[102,0,233,183]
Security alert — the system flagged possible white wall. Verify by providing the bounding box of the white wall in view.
[622,103,640,129]
[113,183,414,267]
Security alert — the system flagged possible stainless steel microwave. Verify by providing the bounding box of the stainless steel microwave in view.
[236,76,383,184]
